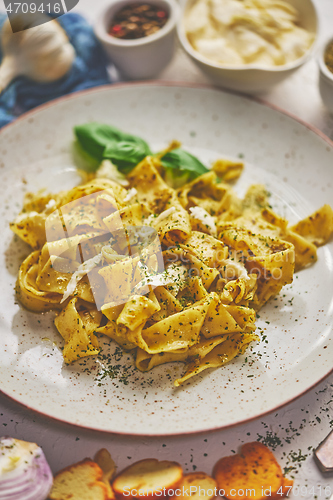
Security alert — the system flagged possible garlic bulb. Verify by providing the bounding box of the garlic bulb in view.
[0,437,53,500]
[0,13,75,92]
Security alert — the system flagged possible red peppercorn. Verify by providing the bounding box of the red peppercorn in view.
[112,24,122,33]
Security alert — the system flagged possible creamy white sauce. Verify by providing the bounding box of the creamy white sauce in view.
[184,0,313,67]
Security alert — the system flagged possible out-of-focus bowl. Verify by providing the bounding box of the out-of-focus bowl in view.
[95,0,179,80]
[318,36,333,114]
[177,0,318,94]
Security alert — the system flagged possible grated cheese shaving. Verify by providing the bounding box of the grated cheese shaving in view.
[220,259,249,281]
[124,187,137,202]
[189,206,217,235]
[61,253,103,303]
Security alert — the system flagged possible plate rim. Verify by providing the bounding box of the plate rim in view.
[1,80,332,148]
[1,81,332,437]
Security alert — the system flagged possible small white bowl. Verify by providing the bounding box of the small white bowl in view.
[95,0,179,80]
[177,0,318,94]
[318,36,333,114]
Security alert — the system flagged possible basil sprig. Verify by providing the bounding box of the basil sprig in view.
[161,148,208,176]
[74,123,152,173]
[73,122,209,184]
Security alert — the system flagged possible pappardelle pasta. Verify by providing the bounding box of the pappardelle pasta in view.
[10,141,333,386]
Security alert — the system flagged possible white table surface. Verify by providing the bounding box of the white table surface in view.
[0,0,332,496]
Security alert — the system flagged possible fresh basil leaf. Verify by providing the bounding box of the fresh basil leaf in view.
[74,123,152,171]
[72,140,100,173]
[103,139,151,173]
[74,123,118,160]
[160,148,209,177]
[164,168,193,189]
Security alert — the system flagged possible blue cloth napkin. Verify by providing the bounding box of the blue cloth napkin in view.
[0,12,111,128]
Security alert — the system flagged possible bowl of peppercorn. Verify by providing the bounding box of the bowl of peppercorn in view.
[95,0,179,80]
[318,36,333,114]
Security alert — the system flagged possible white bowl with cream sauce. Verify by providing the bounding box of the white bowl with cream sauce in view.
[318,36,333,114]
[178,0,318,93]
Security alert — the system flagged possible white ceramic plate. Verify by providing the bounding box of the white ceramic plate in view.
[0,83,332,436]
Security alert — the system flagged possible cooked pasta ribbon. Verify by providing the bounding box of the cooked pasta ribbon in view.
[10,150,333,386]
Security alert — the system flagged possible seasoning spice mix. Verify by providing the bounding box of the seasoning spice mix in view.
[109,3,169,40]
